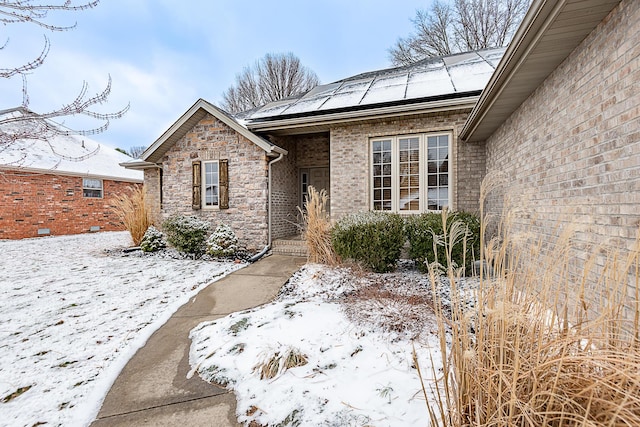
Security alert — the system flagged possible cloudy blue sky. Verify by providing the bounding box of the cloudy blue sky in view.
[0,0,430,152]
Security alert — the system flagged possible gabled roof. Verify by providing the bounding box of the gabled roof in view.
[0,108,143,182]
[131,99,287,168]
[461,0,621,142]
[244,47,505,131]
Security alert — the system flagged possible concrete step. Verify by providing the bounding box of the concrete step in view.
[272,238,309,257]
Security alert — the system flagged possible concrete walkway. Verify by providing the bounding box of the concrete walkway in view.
[91,254,306,427]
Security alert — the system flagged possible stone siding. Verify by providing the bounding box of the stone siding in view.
[329,110,475,222]
[159,113,269,250]
[484,0,640,308]
[0,170,139,239]
[144,167,161,225]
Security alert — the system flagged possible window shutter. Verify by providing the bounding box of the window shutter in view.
[192,160,201,210]
[219,159,229,209]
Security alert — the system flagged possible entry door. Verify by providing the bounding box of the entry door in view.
[301,167,330,214]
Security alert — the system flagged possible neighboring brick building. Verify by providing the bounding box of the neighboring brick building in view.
[125,49,504,250]
[0,109,143,239]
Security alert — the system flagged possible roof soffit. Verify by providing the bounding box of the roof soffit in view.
[461,0,621,142]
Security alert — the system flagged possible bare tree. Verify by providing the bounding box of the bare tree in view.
[0,1,128,151]
[389,0,530,66]
[222,53,320,114]
[124,145,147,159]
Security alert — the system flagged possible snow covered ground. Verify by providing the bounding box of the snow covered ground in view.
[190,264,447,426]
[0,231,243,427]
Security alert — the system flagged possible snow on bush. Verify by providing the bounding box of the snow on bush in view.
[139,225,166,252]
[162,215,211,256]
[331,211,405,273]
[206,223,239,257]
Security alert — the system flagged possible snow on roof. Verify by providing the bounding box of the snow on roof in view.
[0,109,143,182]
[246,47,506,121]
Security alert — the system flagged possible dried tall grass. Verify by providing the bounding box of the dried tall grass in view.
[111,185,151,246]
[299,186,338,265]
[424,175,640,426]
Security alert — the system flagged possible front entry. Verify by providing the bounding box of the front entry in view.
[300,167,330,214]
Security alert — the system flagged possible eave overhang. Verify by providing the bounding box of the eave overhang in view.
[461,0,621,142]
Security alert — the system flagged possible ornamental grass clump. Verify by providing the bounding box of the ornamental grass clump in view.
[406,211,480,274]
[206,223,239,257]
[422,175,640,427]
[254,347,308,380]
[299,186,337,265]
[111,185,151,246]
[162,215,210,256]
[331,211,405,273]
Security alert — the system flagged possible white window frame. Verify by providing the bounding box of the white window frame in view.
[370,132,452,213]
[202,160,220,209]
[82,178,103,198]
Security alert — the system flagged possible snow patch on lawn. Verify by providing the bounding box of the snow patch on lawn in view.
[190,264,444,426]
[0,231,243,427]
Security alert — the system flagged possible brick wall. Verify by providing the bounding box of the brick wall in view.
[159,113,269,250]
[484,0,639,308]
[0,169,139,239]
[270,138,299,240]
[329,110,475,222]
[267,133,331,239]
[295,133,330,168]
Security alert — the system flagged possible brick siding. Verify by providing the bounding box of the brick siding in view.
[0,169,139,239]
[270,138,299,240]
[158,113,269,250]
[483,0,640,311]
[268,133,331,239]
[329,110,476,222]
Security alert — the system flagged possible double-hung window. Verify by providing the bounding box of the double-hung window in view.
[202,160,219,208]
[371,132,450,212]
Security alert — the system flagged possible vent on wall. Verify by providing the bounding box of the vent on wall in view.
[37,228,50,235]
[89,226,100,232]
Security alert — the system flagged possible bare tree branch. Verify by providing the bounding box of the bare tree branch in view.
[0,1,128,164]
[0,0,99,31]
[389,0,531,66]
[222,52,320,114]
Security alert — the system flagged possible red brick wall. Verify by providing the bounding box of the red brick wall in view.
[0,169,141,239]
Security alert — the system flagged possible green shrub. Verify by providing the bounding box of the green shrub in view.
[331,211,405,273]
[162,215,211,255]
[405,211,480,274]
[206,223,239,257]
[140,225,166,252]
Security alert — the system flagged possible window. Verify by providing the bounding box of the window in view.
[202,161,219,207]
[371,133,450,212]
[83,178,103,198]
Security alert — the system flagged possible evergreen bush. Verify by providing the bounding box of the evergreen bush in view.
[206,223,239,257]
[162,215,211,256]
[331,211,405,273]
[139,225,166,252]
[405,211,480,274]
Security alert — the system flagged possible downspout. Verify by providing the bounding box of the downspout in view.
[249,151,284,263]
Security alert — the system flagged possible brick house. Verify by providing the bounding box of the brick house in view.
[126,0,637,259]
[0,109,143,239]
[460,0,638,304]
[125,48,504,251]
